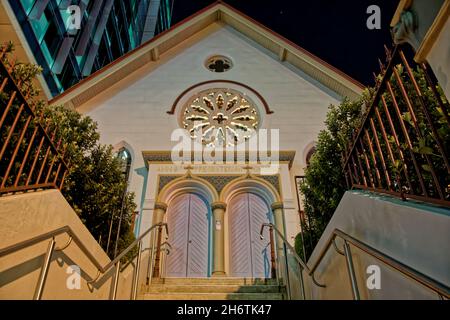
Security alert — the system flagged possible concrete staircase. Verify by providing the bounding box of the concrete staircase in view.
[140,278,286,300]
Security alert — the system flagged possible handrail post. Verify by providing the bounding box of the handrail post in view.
[152,224,163,278]
[131,241,143,300]
[112,260,121,300]
[34,238,56,300]
[298,263,306,300]
[343,240,360,300]
[283,243,291,300]
[147,230,156,285]
[268,225,277,279]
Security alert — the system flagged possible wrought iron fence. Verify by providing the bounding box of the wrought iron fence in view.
[343,44,450,207]
[0,48,69,195]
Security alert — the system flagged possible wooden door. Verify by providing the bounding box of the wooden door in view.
[165,193,209,278]
[229,193,271,278]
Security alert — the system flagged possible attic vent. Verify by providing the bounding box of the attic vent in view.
[205,56,233,73]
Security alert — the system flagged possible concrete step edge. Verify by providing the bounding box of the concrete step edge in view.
[144,285,284,294]
[141,293,285,300]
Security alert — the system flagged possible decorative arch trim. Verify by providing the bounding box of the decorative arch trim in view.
[113,140,135,162]
[167,80,274,115]
[303,141,317,167]
[220,176,281,205]
[157,175,220,205]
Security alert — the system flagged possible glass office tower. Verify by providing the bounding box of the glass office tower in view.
[7,0,174,97]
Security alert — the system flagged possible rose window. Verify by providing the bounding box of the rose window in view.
[181,89,260,147]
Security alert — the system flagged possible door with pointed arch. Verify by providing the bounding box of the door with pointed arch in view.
[228,193,272,278]
[165,193,210,278]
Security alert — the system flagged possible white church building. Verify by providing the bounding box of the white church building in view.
[50,2,363,280]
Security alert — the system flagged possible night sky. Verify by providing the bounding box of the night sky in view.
[171,0,399,86]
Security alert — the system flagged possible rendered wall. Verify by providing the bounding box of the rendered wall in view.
[427,17,450,100]
[0,190,148,300]
[303,191,450,300]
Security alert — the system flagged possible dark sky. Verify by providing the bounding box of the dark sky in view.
[171,0,399,86]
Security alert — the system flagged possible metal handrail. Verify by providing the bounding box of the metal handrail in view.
[260,223,318,300]
[341,44,449,207]
[260,223,309,272]
[309,229,450,299]
[0,222,169,300]
[260,223,324,287]
[260,223,449,300]
[145,224,171,284]
[308,228,450,299]
[102,222,168,273]
[0,226,102,270]
[0,51,69,194]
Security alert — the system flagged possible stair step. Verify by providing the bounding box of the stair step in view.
[141,293,284,300]
[145,284,283,294]
[151,278,278,286]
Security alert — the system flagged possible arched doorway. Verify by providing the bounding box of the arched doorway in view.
[165,193,210,278]
[228,193,272,278]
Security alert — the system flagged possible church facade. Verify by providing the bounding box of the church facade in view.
[50,2,363,279]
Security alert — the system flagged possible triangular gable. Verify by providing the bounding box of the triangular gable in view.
[49,1,364,108]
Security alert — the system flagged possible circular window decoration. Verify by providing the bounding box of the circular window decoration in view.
[181,89,260,147]
[205,55,233,73]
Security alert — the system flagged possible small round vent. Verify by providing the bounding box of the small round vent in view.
[205,56,233,73]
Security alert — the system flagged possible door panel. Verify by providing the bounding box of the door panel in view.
[249,194,271,278]
[165,193,209,278]
[229,193,252,277]
[165,194,190,278]
[187,194,209,277]
[229,193,271,278]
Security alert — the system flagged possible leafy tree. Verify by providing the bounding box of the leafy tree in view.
[1,42,136,259]
[296,90,373,260]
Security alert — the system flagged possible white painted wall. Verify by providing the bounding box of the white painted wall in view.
[427,17,450,100]
[303,191,450,300]
[77,22,343,241]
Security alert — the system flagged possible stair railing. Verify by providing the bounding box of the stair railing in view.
[341,44,449,207]
[0,46,69,195]
[0,222,170,300]
[261,223,450,300]
[260,223,309,300]
[147,223,171,284]
[309,229,450,300]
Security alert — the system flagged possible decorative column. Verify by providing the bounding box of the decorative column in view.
[152,202,167,278]
[153,202,168,224]
[211,202,227,277]
[271,202,285,237]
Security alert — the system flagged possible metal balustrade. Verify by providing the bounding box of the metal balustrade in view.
[0,48,69,195]
[0,222,170,300]
[342,44,449,207]
[260,223,450,300]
